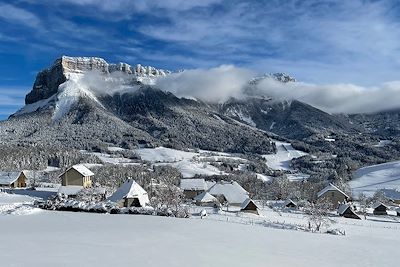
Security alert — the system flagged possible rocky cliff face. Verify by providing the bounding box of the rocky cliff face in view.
[25,56,170,104]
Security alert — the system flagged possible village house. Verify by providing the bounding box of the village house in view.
[107,179,149,208]
[207,180,249,206]
[0,171,27,188]
[59,165,94,188]
[372,202,388,215]
[180,178,206,199]
[240,199,259,215]
[338,203,361,219]
[317,183,349,207]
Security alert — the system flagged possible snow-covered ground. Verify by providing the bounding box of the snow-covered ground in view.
[0,192,399,267]
[263,141,307,170]
[263,141,309,181]
[350,160,400,197]
[135,147,226,178]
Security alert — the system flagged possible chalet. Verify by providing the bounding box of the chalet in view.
[284,199,297,208]
[207,180,249,206]
[338,204,361,219]
[194,192,219,207]
[59,165,94,188]
[372,202,388,215]
[317,183,349,206]
[107,179,149,208]
[0,171,27,188]
[241,199,259,215]
[180,178,206,199]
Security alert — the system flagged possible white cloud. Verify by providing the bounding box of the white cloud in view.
[155,65,254,103]
[0,3,41,28]
[153,65,400,114]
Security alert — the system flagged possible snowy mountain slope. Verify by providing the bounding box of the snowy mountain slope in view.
[350,160,400,197]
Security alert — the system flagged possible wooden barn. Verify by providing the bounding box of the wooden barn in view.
[0,171,27,188]
[240,199,259,215]
[372,202,388,215]
[107,179,149,208]
[317,183,349,207]
[59,165,94,188]
[338,204,361,219]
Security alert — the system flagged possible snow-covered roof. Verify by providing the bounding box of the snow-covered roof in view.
[194,192,218,203]
[71,165,94,176]
[59,165,94,177]
[0,172,20,185]
[207,181,249,204]
[317,183,349,198]
[205,180,216,190]
[58,185,84,195]
[241,198,258,209]
[337,203,351,215]
[372,202,389,210]
[107,179,149,206]
[180,178,206,191]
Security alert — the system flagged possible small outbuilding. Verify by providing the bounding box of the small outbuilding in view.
[194,192,219,207]
[107,179,149,208]
[240,199,259,215]
[317,183,349,207]
[180,178,206,199]
[59,165,94,188]
[0,171,27,188]
[284,199,297,208]
[338,204,361,220]
[372,202,388,215]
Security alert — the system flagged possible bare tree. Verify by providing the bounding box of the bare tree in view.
[305,198,333,232]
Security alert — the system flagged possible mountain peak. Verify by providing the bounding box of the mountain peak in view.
[25,56,171,105]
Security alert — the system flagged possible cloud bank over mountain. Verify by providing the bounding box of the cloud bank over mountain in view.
[155,66,400,114]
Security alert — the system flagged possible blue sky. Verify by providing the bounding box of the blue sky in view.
[1,0,400,119]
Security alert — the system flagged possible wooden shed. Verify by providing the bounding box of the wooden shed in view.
[338,204,361,220]
[372,202,388,215]
[317,183,349,207]
[59,165,94,188]
[240,199,259,215]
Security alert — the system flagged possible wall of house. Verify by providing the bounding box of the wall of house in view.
[61,168,92,188]
[16,173,27,187]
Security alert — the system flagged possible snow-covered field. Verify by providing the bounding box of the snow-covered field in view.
[263,141,307,170]
[350,160,400,197]
[263,141,309,181]
[1,192,399,267]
